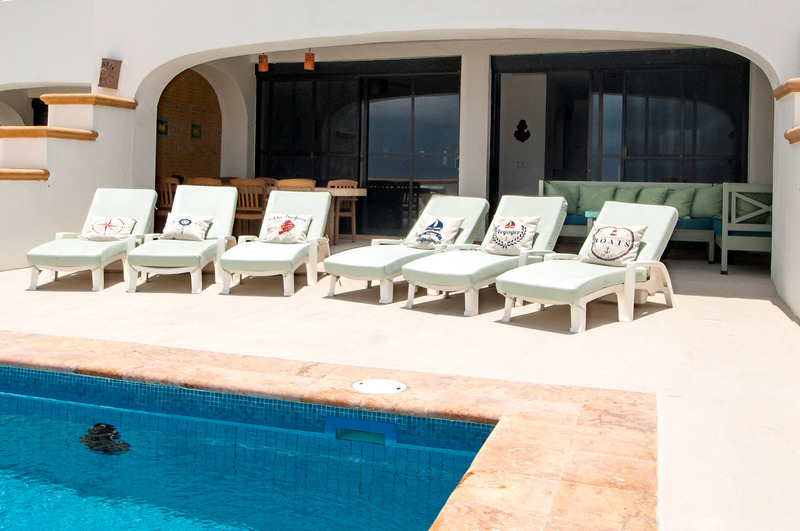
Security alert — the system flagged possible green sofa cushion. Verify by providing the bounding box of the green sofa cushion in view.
[637,187,669,205]
[544,181,579,215]
[614,186,641,203]
[577,184,616,215]
[691,185,723,219]
[664,187,695,218]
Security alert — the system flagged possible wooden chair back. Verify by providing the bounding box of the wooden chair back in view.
[327,179,358,244]
[276,178,315,191]
[184,177,223,186]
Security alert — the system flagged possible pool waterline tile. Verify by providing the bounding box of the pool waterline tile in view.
[0,330,658,528]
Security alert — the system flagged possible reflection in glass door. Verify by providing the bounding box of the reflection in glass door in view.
[365,75,460,234]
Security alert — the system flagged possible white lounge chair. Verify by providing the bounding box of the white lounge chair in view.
[402,195,567,316]
[495,201,678,333]
[324,194,489,304]
[27,188,157,291]
[126,185,237,293]
[219,190,331,296]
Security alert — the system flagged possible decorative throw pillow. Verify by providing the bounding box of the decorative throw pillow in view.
[261,214,313,243]
[577,185,616,215]
[637,187,669,205]
[79,216,137,241]
[614,186,641,203]
[580,222,648,267]
[161,213,213,241]
[691,185,723,219]
[483,216,540,256]
[664,187,695,218]
[544,181,579,215]
[405,215,464,249]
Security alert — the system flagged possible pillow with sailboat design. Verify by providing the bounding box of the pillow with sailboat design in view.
[405,215,464,249]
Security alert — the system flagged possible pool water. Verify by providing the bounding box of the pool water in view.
[0,368,491,530]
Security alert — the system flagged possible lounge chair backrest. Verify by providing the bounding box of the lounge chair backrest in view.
[260,190,332,240]
[480,195,567,251]
[81,188,158,235]
[403,194,489,245]
[171,185,238,239]
[581,201,679,263]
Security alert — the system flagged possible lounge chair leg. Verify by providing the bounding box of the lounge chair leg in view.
[190,270,202,294]
[221,273,232,295]
[464,288,479,317]
[282,273,295,296]
[29,268,41,290]
[569,304,587,333]
[51,271,58,282]
[305,262,318,286]
[501,297,514,323]
[127,266,138,292]
[91,268,104,292]
[379,278,393,304]
[405,282,416,309]
[328,275,338,297]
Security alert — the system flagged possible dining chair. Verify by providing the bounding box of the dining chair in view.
[327,179,358,245]
[276,178,315,191]
[228,178,268,236]
[154,176,180,232]
[184,177,223,186]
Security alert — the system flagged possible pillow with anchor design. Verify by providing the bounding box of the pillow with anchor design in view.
[580,222,647,266]
[483,215,540,256]
[161,213,213,241]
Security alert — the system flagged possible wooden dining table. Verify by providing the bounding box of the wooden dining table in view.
[316,187,367,245]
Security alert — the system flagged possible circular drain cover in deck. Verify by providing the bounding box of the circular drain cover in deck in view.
[352,379,407,394]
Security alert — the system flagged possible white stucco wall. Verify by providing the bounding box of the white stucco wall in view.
[1,0,799,316]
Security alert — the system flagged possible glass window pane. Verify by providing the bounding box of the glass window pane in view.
[414,94,459,154]
[696,102,736,156]
[624,159,645,182]
[647,159,680,182]
[695,160,734,184]
[270,81,313,153]
[368,154,410,181]
[413,154,458,181]
[316,79,359,154]
[626,96,646,155]
[602,94,622,155]
[368,79,412,154]
[601,157,621,182]
[647,97,682,155]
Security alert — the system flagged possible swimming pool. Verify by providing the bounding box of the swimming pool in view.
[0,367,492,530]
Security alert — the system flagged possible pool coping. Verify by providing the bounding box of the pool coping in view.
[0,330,657,529]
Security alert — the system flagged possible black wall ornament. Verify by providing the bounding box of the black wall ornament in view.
[514,119,531,143]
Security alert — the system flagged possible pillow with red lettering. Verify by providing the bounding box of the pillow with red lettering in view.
[483,216,540,255]
[580,222,647,266]
[79,216,137,241]
[261,214,313,243]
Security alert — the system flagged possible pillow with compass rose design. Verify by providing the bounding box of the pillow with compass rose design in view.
[261,214,313,243]
[79,216,137,241]
[483,215,540,256]
[579,222,647,266]
[161,213,213,241]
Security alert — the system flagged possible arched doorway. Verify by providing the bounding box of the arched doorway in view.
[155,69,222,182]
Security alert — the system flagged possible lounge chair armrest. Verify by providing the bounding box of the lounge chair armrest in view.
[544,253,579,261]
[371,238,404,246]
[237,235,258,244]
[126,234,146,253]
[55,232,79,240]
[518,249,556,267]
[143,233,162,243]
[217,235,236,254]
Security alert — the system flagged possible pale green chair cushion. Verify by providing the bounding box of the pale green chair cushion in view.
[543,181,579,215]
[403,251,518,289]
[637,186,669,205]
[691,185,723,218]
[27,239,129,268]
[325,244,433,278]
[577,184,615,215]
[220,241,310,272]
[127,239,218,268]
[664,187,695,218]
[496,259,648,303]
